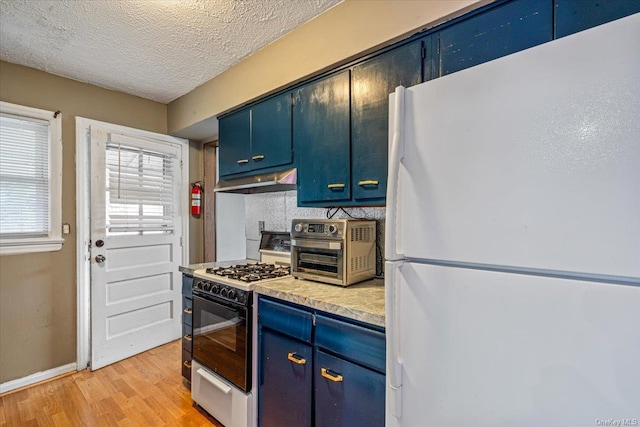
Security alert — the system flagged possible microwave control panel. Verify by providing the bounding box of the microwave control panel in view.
[292,220,343,238]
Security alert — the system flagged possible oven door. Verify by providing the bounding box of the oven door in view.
[192,293,250,392]
[291,238,344,285]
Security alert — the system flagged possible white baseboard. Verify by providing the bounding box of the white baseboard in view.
[0,363,77,395]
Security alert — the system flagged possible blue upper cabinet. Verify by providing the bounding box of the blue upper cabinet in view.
[351,42,422,203]
[421,33,439,82]
[554,0,640,38]
[218,93,293,177]
[439,0,553,76]
[251,92,292,170]
[218,108,251,176]
[294,70,351,205]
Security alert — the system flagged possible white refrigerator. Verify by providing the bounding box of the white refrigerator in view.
[385,13,640,427]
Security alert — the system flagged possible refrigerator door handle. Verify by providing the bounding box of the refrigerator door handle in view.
[389,384,402,419]
[386,261,403,418]
[386,86,406,261]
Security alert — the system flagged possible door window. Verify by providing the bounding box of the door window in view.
[105,135,179,235]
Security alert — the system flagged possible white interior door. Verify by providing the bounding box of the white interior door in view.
[89,127,183,370]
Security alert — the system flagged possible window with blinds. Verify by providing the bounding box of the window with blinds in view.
[0,101,63,255]
[0,115,50,237]
[105,141,178,235]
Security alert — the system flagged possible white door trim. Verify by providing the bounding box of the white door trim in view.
[75,117,189,370]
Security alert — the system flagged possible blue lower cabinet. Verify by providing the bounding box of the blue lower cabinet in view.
[181,323,192,353]
[314,350,385,427]
[182,295,192,326]
[259,329,313,427]
[181,274,194,382]
[258,296,385,427]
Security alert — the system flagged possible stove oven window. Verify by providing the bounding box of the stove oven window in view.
[192,295,249,392]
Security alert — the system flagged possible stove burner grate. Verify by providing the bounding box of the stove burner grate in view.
[205,263,290,283]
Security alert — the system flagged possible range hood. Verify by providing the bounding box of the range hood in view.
[213,168,297,194]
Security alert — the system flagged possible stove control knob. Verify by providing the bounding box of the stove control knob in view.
[211,285,220,294]
[203,282,212,292]
[294,223,303,233]
[221,288,229,297]
[227,289,237,300]
[195,281,203,289]
[328,224,338,234]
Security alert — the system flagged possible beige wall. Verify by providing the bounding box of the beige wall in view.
[168,0,483,134]
[0,61,169,384]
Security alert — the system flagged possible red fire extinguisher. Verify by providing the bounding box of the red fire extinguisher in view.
[191,182,202,216]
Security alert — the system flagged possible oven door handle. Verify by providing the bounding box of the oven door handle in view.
[291,239,342,251]
[197,368,232,395]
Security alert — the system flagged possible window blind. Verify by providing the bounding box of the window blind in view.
[105,141,177,234]
[0,114,50,239]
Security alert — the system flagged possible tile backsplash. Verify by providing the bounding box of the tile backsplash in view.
[245,191,386,277]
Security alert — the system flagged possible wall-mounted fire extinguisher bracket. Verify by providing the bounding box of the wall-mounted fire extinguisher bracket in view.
[191,182,203,217]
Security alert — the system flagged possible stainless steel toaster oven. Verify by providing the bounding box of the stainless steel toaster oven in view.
[291,219,376,286]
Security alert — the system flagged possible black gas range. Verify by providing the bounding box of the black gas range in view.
[190,231,291,422]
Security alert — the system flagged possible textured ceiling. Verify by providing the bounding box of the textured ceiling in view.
[0,0,342,103]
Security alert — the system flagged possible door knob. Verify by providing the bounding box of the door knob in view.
[95,255,106,263]
[95,240,104,247]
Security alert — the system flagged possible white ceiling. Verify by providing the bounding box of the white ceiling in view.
[0,0,342,104]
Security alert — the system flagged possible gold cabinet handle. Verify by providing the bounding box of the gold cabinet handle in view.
[183,334,192,341]
[327,183,346,189]
[321,367,343,382]
[184,308,192,314]
[287,352,307,365]
[183,360,192,369]
[252,155,265,161]
[237,159,249,164]
[358,180,379,186]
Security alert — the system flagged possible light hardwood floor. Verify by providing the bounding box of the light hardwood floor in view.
[0,340,223,426]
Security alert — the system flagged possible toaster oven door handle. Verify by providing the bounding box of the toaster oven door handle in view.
[291,239,342,251]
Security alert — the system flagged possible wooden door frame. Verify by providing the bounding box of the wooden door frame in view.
[203,140,217,262]
[75,117,189,370]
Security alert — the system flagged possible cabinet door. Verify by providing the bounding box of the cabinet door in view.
[555,0,640,39]
[351,42,422,202]
[181,274,193,295]
[421,33,439,82]
[440,0,552,76]
[314,350,385,427]
[259,330,312,427]
[294,71,351,205]
[251,92,293,170]
[218,108,251,176]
